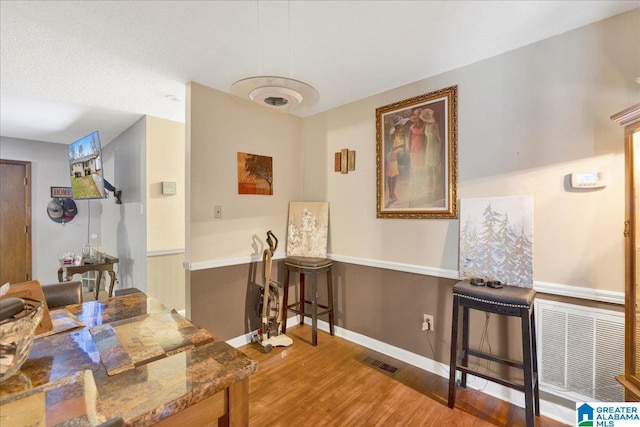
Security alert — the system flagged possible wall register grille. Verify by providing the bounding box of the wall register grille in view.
[536,299,624,402]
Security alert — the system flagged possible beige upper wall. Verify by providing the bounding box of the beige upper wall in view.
[302,9,640,293]
[146,116,186,251]
[186,82,303,263]
[186,11,638,292]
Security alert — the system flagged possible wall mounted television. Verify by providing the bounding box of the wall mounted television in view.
[68,131,105,200]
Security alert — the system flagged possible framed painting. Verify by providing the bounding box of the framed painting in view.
[237,152,273,195]
[376,85,458,219]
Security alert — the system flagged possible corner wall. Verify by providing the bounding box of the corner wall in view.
[101,117,147,292]
[146,116,185,252]
[185,82,303,264]
[146,116,186,309]
[303,9,639,295]
[185,82,304,317]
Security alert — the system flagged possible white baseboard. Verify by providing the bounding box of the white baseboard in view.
[227,317,575,426]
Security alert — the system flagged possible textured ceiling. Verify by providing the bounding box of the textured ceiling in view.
[1,1,637,145]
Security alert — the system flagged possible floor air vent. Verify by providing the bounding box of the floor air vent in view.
[536,299,624,402]
[363,356,399,375]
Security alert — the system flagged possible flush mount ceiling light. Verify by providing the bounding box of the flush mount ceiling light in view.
[231,76,318,112]
[230,1,318,114]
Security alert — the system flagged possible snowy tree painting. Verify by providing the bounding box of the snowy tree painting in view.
[459,196,533,287]
[286,202,329,257]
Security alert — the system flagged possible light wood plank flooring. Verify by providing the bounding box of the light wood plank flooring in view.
[239,325,569,427]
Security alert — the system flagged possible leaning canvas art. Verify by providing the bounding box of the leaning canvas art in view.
[459,195,533,287]
[287,202,329,257]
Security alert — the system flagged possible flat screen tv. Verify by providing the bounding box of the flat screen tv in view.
[68,131,105,200]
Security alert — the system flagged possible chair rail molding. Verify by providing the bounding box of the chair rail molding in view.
[184,253,623,304]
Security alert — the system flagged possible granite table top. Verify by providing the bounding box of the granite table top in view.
[0,292,258,426]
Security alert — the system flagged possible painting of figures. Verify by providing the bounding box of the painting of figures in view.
[376,86,457,219]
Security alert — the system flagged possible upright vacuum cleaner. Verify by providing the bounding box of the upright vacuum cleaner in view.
[251,230,293,353]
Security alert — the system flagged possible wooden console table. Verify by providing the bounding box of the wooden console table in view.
[57,254,119,300]
[0,291,257,426]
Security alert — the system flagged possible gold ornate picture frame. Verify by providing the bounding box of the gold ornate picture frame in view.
[376,85,458,219]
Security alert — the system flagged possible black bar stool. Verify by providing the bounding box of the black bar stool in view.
[448,280,539,427]
[281,256,335,346]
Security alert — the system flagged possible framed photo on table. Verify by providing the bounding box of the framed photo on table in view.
[376,85,458,219]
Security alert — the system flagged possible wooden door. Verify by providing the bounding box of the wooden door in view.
[0,159,32,284]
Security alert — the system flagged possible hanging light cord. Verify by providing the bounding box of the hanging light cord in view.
[255,0,293,77]
[288,0,292,78]
[87,200,91,244]
[256,0,261,74]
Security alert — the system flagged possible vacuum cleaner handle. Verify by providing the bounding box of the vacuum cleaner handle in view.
[266,230,278,255]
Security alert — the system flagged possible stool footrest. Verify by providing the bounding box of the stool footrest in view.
[466,349,524,370]
[455,365,538,392]
[286,301,332,317]
[292,299,331,310]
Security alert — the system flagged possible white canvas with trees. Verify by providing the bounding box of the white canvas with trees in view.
[459,196,533,287]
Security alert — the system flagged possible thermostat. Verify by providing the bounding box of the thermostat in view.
[162,181,177,195]
[570,171,609,189]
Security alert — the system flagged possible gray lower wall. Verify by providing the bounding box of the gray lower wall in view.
[189,262,623,366]
[189,262,271,340]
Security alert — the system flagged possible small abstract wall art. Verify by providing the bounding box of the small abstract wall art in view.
[459,195,533,287]
[237,152,273,195]
[287,202,329,257]
[333,149,356,174]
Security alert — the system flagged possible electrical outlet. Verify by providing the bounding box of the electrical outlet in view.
[214,205,222,218]
[422,314,434,331]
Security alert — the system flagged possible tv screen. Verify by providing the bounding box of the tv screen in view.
[68,131,105,199]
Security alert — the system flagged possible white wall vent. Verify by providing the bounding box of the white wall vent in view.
[536,299,624,402]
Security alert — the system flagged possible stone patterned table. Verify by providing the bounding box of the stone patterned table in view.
[0,291,257,426]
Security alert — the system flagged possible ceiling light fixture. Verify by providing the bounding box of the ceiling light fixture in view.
[230,1,318,113]
[232,76,317,111]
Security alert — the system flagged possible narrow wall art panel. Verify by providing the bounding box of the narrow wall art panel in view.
[459,195,533,287]
[286,202,329,257]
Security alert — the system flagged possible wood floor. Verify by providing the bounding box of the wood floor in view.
[239,325,569,427]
